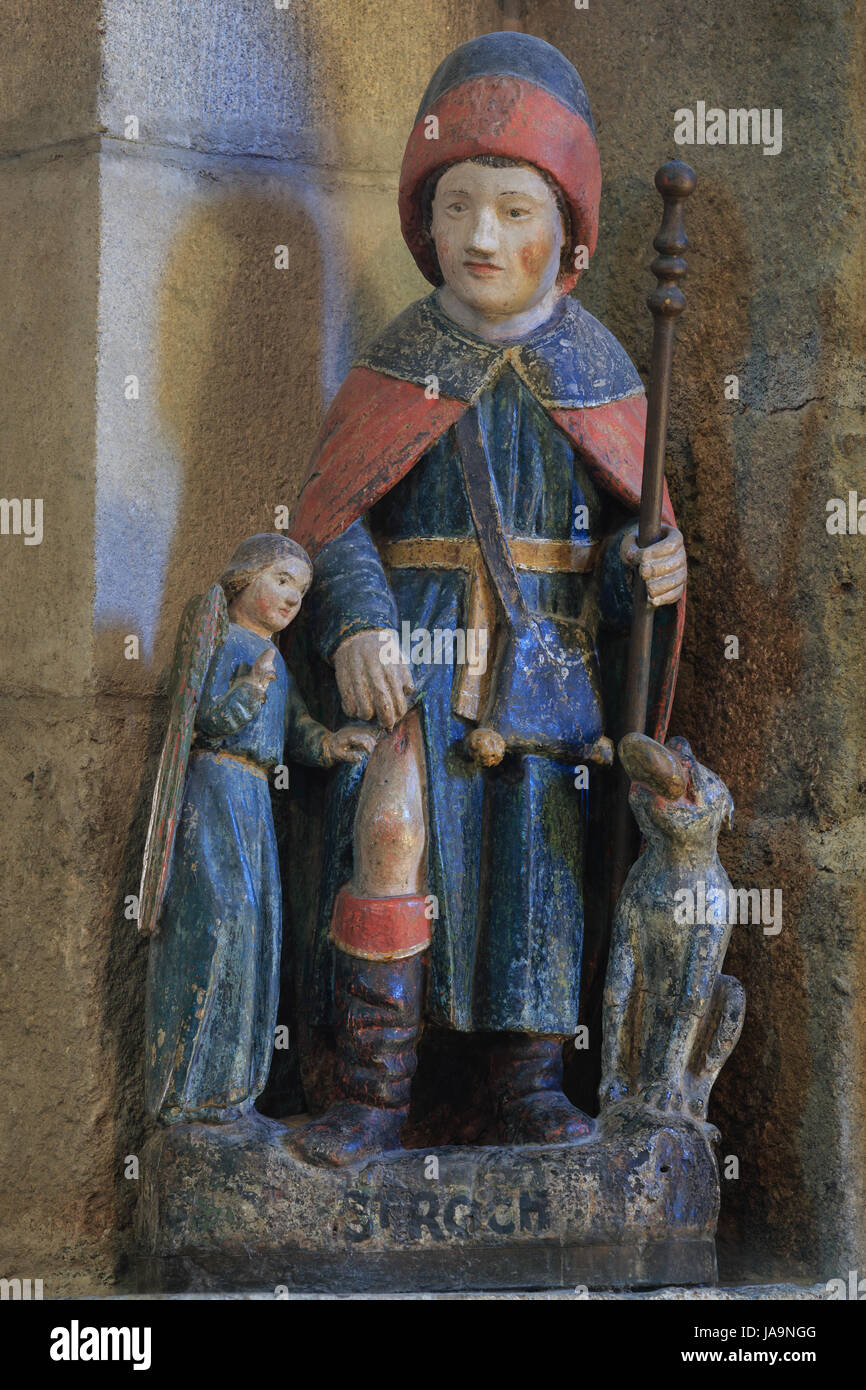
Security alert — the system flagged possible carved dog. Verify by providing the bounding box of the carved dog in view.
[600,734,745,1125]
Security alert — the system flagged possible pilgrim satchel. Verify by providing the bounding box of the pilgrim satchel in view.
[454,406,610,766]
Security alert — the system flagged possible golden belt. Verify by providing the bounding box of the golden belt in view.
[377,536,601,576]
[192,748,269,781]
[375,535,601,721]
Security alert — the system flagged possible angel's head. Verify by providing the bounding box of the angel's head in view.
[219,533,313,638]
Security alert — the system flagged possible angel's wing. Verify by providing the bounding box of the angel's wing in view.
[137,584,229,936]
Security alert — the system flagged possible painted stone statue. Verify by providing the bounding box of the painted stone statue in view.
[139,533,375,1126]
[135,33,747,1296]
[285,32,688,1167]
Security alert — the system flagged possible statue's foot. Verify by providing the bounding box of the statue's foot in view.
[491,1034,595,1145]
[283,1102,406,1168]
[283,946,421,1167]
[500,1090,594,1145]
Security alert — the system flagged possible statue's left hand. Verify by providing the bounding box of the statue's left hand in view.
[322,724,379,765]
[621,523,687,607]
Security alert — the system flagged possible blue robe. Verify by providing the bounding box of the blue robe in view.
[301,348,638,1037]
[145,622,331,1123]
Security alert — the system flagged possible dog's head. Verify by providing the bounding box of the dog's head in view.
[620,733,734,849]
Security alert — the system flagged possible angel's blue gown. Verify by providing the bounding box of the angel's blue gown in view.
[145,622,331,1124]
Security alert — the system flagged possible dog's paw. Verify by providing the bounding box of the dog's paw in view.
[599,1076,630,1107]
[639,1081,685,1113]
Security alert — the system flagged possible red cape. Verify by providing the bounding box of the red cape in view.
[291,366,684,741]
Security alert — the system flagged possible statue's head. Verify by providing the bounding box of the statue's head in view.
[219,533,312,635]
[422,155,569,321]
[399,33,600,310]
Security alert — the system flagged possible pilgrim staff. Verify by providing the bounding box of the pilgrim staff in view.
[610,160,697,910]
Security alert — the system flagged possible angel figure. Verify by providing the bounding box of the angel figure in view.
[138,532,376,1126]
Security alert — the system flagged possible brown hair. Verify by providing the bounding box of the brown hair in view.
[218,533,312,603]
[419,154,573,284]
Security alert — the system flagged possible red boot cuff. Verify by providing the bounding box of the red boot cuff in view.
[330,887,432,961]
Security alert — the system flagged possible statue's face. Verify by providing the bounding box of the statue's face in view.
[430,161,565,319]
[231,555,312,635]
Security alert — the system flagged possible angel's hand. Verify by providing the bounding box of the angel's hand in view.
[248,649,277,692]
[322,724,379,765]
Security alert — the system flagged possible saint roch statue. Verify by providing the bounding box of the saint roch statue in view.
[284,32,687,1167]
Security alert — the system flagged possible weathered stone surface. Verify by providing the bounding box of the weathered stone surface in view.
[92,141,422,696]
[0,147,99,692]
[0,1,102,155]
[137,1108,721,1293]
[105,1282,835,1300]
[97,0,490,168]
[0,138,109,1294]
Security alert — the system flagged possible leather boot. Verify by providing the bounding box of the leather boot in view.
[490,1034,594,1144]
[285,948,424,1167]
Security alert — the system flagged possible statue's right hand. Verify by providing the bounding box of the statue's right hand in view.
[248,649,277,691]
[333,629,415,731]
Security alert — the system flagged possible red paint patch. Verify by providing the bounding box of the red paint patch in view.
[331,886,431,957]
[519,237,550,279]
[290,368,465,556]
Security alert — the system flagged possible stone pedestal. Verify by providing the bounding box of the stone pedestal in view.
[136,1106,721,1293]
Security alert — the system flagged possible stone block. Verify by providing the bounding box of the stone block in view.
[91,142,423,695]
[98,0,492,168]
[0,1,102,155]
[0,148,99,694]
[137,1107,721,1293]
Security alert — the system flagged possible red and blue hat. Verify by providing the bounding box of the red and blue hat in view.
[399,31,601,293]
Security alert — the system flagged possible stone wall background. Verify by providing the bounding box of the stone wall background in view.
[1,0,864,1292]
